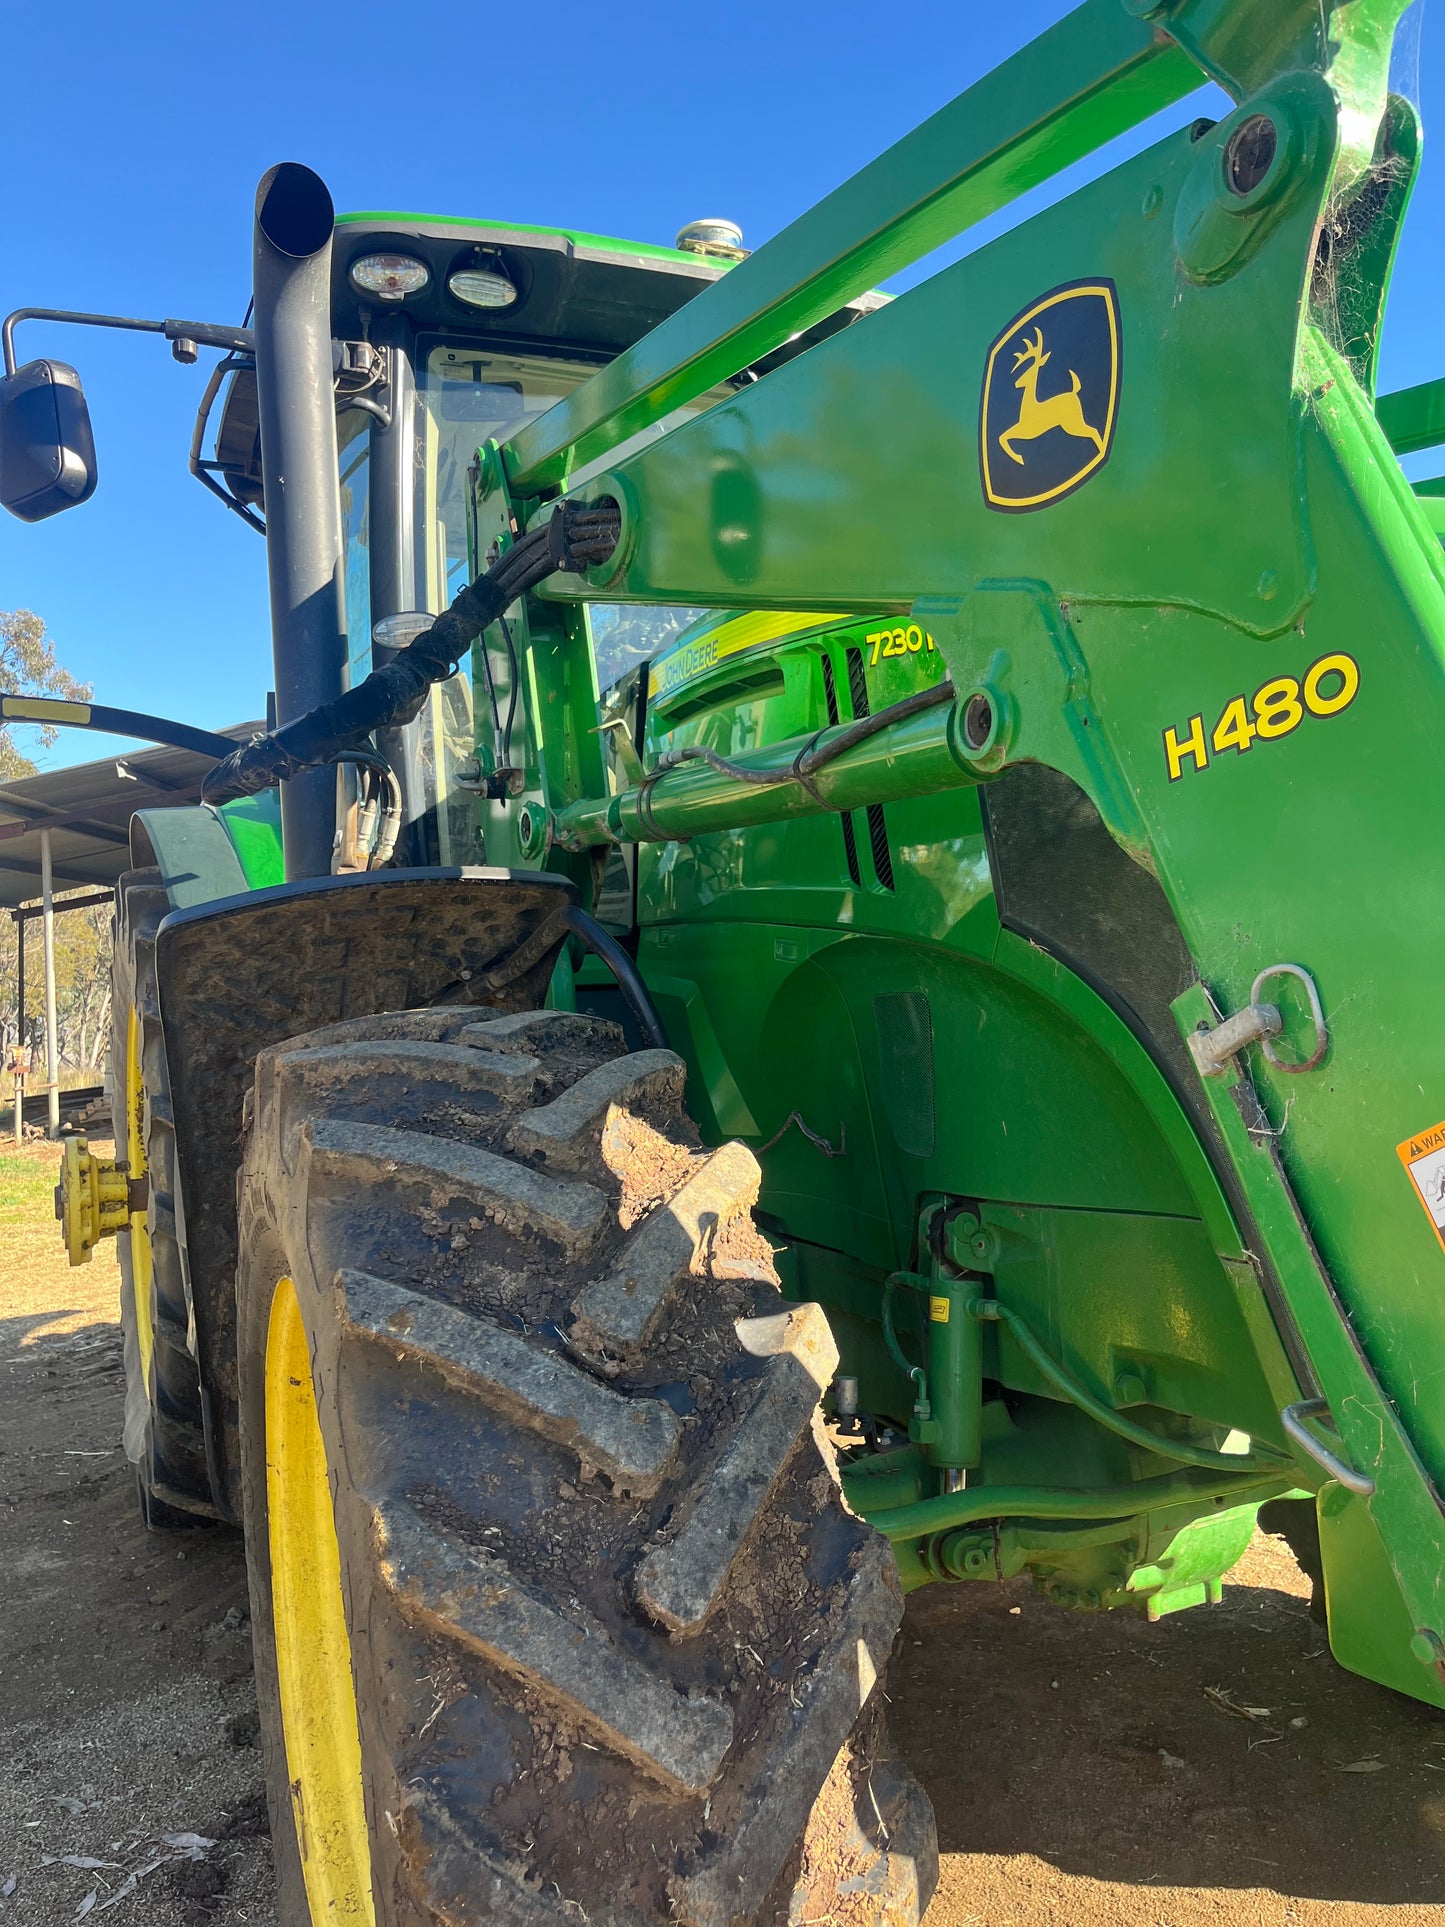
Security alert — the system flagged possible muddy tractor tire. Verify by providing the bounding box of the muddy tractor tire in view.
[235,1005,936,1926]
[110,868,217,1527]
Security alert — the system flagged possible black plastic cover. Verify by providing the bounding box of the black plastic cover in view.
[0,359,98,521]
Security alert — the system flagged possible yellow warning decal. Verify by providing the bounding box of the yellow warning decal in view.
[648,611,838,702]
[1397,1119,1445,1253]
[929,1295,950,1324]
[2,696,91,725]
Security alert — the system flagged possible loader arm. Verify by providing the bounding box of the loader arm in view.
[474,0,1445,1691]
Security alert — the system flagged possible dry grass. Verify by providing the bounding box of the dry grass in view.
[0,1136,120,1340]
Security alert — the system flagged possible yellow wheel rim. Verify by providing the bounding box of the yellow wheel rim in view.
[266,1276,375,1921]
[125,1005,155,1387]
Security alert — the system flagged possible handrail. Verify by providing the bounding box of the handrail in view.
[1281,1397,1377,1496]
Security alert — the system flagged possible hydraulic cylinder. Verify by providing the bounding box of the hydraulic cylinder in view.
[925,1273,983,1480]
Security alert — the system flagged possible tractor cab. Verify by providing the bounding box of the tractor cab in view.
[203,211,881,866]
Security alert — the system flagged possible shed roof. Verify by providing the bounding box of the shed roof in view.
[0,725,263,910]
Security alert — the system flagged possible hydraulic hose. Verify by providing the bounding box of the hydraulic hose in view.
[203,498,620,805]
[645,679,955,805]
[473,899,668,1049]
[328,748,404,869]
[857,1464,1296,1545]
[969,1297,1288,1474]
[881,1273,924,1384]
[876,1276,1279,1476]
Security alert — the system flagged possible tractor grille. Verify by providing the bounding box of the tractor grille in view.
[844,646,869,718]
[867,806,896,891]
[844,648,895,891]
[821,656,862,888]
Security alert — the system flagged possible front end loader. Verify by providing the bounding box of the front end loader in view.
[5,1,1445,1921]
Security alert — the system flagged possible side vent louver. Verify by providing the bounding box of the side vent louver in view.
[821,656,862,888]
[867,807,896,891]
[843,648,895,892]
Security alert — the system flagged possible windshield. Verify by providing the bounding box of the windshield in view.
[416,340,709,685]
[338,342,716,864]
[419,343,592,609]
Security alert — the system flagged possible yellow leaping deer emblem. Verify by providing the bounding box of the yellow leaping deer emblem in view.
[998,326,1105,465]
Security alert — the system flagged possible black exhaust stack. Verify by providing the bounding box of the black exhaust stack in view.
[252,163,347,881]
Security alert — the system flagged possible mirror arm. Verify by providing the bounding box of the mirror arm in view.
[1,307,254,377]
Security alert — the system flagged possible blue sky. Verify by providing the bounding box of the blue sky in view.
[3,0,1439,771]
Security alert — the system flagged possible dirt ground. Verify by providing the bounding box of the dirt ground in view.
[0,1140,275,1925]
[2,1137,1443,1927]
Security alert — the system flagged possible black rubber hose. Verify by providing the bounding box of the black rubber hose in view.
[498,613,521,769]
[561,904,668,1050]
[795,678,955,775]
[475,900,667,1048]
[649,678,955,794]
[203,498,620,804]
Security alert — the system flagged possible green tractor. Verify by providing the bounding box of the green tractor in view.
[8,0,1445,1920]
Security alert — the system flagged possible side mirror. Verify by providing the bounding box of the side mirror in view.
[0,359,97,521]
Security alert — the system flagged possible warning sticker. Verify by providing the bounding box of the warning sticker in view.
[1397,1120,1445,1251]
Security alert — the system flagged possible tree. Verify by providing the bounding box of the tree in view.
[0,611,108,1077]
[0,891,112,1074]
[52,895,112,1072]
[0,608,91,781]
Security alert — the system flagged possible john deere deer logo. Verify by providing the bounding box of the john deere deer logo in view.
[998,327,1105,465]
[980,281,1120,512]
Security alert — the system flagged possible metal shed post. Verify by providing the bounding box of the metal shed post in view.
[13,912,24,1144]
[39,829,59,1138]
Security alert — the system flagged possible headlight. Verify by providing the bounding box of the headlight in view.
[448,265,519,311]
[349,253,430,302]
[372,611,436,650]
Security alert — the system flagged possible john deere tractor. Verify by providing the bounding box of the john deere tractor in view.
[8,0,1445,1921]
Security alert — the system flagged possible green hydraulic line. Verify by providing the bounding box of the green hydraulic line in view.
[881,1273,923,1385]
[969,1296,1288,1474]
[554,690,977,849]
[857,1464,1297,1546]
[879,1274,1283,1477]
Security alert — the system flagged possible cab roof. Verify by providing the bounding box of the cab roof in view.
[330,212,726,357]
